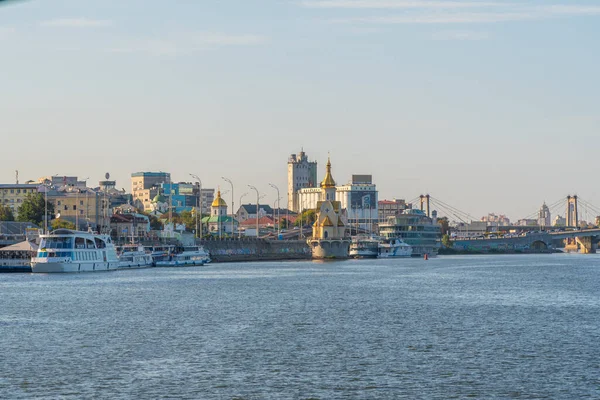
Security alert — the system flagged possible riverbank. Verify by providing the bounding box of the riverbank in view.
[198,239,311,263]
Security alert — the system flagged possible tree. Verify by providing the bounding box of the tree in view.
[138,210,163,230]
[441,234,453,248]
[0,205,14,221]
[295,210,316,227]
[51,219,76,230]
[16,193,54,226]
[178,210,196,231]
[438,216,450,236]
[279,218,291,229]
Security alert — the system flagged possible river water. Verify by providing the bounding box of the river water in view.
[1,254,600,399]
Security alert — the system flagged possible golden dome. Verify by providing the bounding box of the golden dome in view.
[320,157,336,188]
[211,190,227,207]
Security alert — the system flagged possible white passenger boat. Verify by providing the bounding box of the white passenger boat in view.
[349,235,380,258]
[154,246,210,267]
[378,237,413,258]
[31,229,119,273]
[117,245,154,269]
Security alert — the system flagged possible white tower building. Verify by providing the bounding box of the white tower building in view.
[287,149,317,212]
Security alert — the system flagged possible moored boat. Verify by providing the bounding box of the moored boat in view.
[349,235,380,258]
[378,237,412,258]
[117,245,154,269]
[31,229,119,273]
[154,246,210,267]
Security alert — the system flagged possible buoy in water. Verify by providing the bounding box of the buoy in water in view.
[424,254,429,260]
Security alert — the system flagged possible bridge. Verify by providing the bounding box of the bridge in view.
[451,229,600,254]
[413,194,600,254]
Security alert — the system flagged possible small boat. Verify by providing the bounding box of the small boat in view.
[378,237,413,258]
[154,246,211,267]
[117,245,154,269]
[349,235,380,259]
[31,229,119,273]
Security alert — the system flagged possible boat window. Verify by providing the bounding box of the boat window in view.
[75,237,86,249]
[42,237,74,249]
[95,238,106,249]
[86,239,96,249]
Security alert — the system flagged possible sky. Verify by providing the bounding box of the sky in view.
[1,0,599,222]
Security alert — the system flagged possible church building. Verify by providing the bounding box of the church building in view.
[307,157,350,259]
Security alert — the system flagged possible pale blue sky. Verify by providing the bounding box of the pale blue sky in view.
[1,0,599,221]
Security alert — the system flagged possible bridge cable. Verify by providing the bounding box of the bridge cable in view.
[429,196,478,221]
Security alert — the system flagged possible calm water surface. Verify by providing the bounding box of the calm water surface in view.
[1,254,600,399]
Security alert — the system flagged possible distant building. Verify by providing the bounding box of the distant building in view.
[0,183,42,218]
[553,216,566,227]
[131,172,171,212]
[517,219,538,226]
[336,175,378,231]
[454,221,487,238]
[288,149,318,212]
[202,190,237,236]
[538,202,551,227]
[38,176,87,188]
[110,212,150,241]
[378,199,411,221]
[298,174,378,231]
[236,204,274,223]
[48,186,105,231]
[481,213,511,226]
[161,182,215,214]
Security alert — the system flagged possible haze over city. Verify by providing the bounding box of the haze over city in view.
[2,0,599,220]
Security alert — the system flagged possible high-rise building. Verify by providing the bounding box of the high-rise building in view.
[287,149,317,212]
[131,172,171,212]
[538,202,551,227]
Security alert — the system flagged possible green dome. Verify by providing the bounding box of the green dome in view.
[152,193,167,203]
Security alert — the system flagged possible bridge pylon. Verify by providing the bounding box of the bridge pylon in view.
[419,194,430,218]
[566,195,579,228]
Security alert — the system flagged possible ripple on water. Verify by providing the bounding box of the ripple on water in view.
[1,255,600,399]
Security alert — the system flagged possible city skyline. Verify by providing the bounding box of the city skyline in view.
[1,0,599,219]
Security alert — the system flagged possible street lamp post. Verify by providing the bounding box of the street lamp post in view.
[189,174,203,238]
[239,192,248,238]
[248,185,259,239]
[298,192,303,239]
[44,182,48,234]
[222,177,234,238]
[269,183,280,237]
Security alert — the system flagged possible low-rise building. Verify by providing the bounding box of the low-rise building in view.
[110,212,150,242]
[0,184,43,218]
[378,199,411,221]
[236,204,274,223]
[48,187,107,231]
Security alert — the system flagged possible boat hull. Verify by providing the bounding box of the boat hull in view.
[31,260,119,273]
[155,260,205,267]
